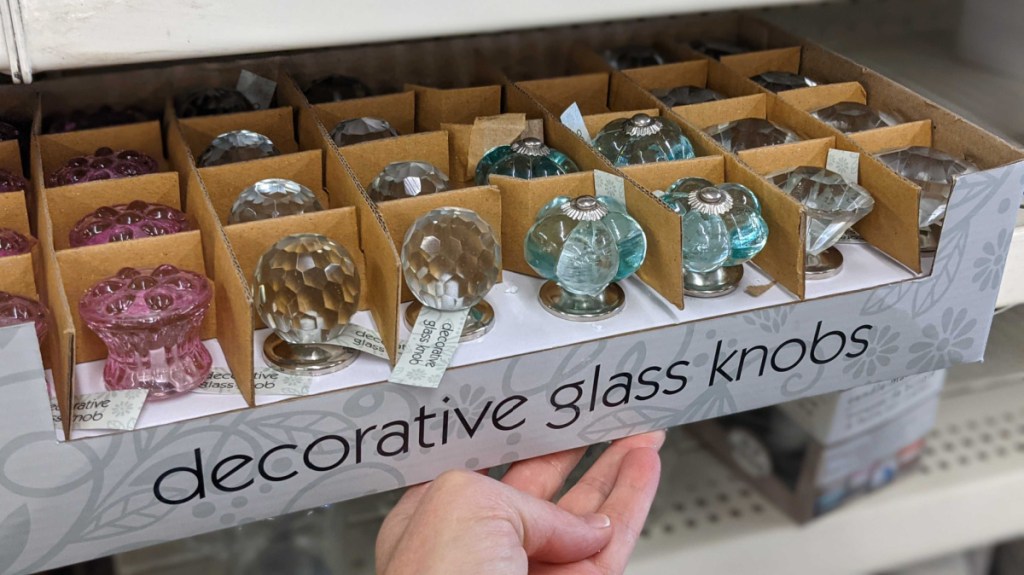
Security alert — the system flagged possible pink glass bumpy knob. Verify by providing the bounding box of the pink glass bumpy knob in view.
[80,265,212,399]
[69,201,191,247]
[0,227,35,258]
[0,291,48,344]
[47,147,158,187]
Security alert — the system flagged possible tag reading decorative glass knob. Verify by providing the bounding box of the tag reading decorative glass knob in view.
[330,117,399,147]
[0,227,35,258]
[304,75,372,104]
[176,88,255,118]
[751,71,818,92]
[475,137,580,185]
[594,113,696,166]
[706,118,801,153]
[0,291,48,344]
[876,146,978,253]
[812,102,902,134]
[44,106,152,134]
[229,178,324,224]
[0,169,27,193]
[603,45,665,70]
[80,265,213,398]
[662,180,768,297]
[369,161,450,203]
[770,166,875,279]
[401,208,501,341]
[651,85,726,107]
[255,234,361,375]
[198,130,281,167]
[47,147,158,187]
[70,201,191,247]
[690,40,749,59]
[525,195,646,321]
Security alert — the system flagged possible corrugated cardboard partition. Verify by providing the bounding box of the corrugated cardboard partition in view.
[173,107,299,160]
[779,82,869,113]
[310,92,417,147]
[514,74,611,116]
[0,139,24,183]
[851,120,933,154]
[0,191,31,235]
[359,208,401,363]
[210,215,257,405]
[35,121,167,177]
[720,46,804,82]
[38,206,75,438]
[406,84,502,132]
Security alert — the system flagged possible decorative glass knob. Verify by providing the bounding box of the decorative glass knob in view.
[662,179,768,297]
[70,201,191,247]
[198,130,281,167]
[0,291,48,344]
[593,113,696,166]
[0,169,27,193]
[876,146,978,252]
[770,166,875,278]
[751,71,818,92]
[304,75,372,104]
[47,147,158,187]
[176,88,255,118]
[812,102,902,134]
[0,120,19,141]
[255,234,361,375]
[603,45,665,70]
[475,137,580,185]
[651,85,726,107]
[44,106,152,134]
[330,117,399,147]
[229,178,324,224]
[369,161,450,203]
[0,228,34,257]
[80,265,213,398]
[401,208,501,341]
[525,195,646,320]
[690,40,748,59]
[706,118,801,153]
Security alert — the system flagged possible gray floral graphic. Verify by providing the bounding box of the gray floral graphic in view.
[741,307,792,334]
[842,324,901,379]
[907,307,977,372]
[430,383,497,440]
[972,228,1010,291]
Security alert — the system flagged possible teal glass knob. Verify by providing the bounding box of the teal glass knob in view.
[475,137,580,185]
[662,181,768,297]
[593,113,696,166]
[525,195,647,320]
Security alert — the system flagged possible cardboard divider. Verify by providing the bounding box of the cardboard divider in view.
[0,253,40,302]
[210,224,256,405]
[36,121,168,181]
[515,74,611,115]
[44,172,184,251]
[406,84,502,132]
[621,58,764,102]
[310,92,417,147]
[443,113,538,184]
[779,81,868,113]
[173,107,298,160]
[720,46,804,82]
[619,155,725,192]
[0,140,24,183]
[55,231,216,364]
[359,209,402,363]
[0,191,32,236]
[850,120,933,154]
[582,109,660,140]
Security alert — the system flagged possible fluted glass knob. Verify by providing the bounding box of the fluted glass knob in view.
[70,201,191,247]
[593,113,696,166]
[706,118,801,153]
[197,130,281,167]
[751,71,818,92]
[475,137,579,185]
[0,291,48,344]
[330,117,398,147]
[369,161,450,203]
[812,102,902,134]
[0,227,34,258]
[47,147,158,187]
[255,234,361,375]
[229,178,324,224]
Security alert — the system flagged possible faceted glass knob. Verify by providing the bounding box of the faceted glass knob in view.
[229,178,324,224]
[876,146,977,229]
[0,228,34,258]
[197,130,281,167]
[0,291,48,344]
[44,106,152,134]
[0,169,27,193]
[330,117,399,147]
[0,120,19,141]
[369,161,450,203]
[176,88,255,118]
[770,166,875,256]
[69,201,191,247]
[80,265,213,398]
[526,195,646,320]
[603,45,665,70]
[690,40,748,59]
[651,85,726,107]
[47,147,158,187]
[706,118,801,153]
[304,75,372,104]
[751,71,818,92]
[475,137,580,185]
[593,113,696,166]
[812,102,902,134]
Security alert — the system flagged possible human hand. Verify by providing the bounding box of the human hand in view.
[376,430,665,575]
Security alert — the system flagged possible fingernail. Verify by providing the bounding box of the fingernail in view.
[584,513,611,529]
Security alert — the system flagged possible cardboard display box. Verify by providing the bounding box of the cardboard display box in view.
[0,13,1021,574]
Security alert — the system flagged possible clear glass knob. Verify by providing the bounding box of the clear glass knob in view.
[706,118,801,153]
[330,117,398,147]
[198,130,281,167]
[369,161,450,203]
[229,178,324,224]
[812,102,902,134]
[751,71,818,92]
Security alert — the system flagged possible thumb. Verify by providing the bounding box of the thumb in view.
[505,489,614,564]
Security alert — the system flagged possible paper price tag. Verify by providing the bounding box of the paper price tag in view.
[194,367,312,396]
[560,102,591,143]
[328,323,391,361]
[594,170,627,207]
[827,149,860,185]
[237,70,277,111]
[51,390,148,431]
[389,307,470,388]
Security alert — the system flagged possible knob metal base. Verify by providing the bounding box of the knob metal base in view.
[404,300,495,343]
[263,334,359,376]
[805,247,844,280]
[919,224,940,255]
[684,265,743,298]
[538,281,625,321]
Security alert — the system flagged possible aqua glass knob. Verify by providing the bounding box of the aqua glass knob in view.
[525,195,646,320]
[475,137,579,185]
[229,178,324,224]
[593,113,696,166]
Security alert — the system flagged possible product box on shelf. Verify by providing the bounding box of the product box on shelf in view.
[0,14,1021,573]
[689,370,945,522]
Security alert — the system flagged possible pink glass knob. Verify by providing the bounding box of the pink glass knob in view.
[47,147,158,187]
[0,227,34,258]
[0,291,48,344]
[69,201,191,247]
[0,169,28,193]
[79,265,212,399]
